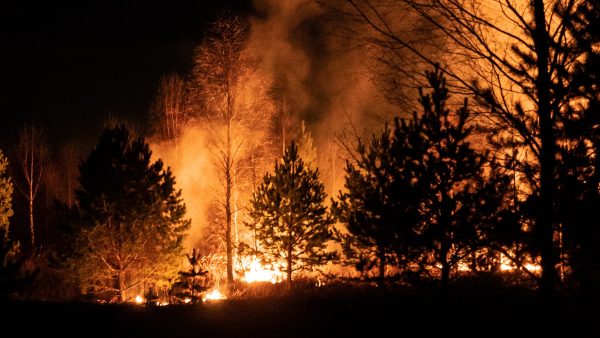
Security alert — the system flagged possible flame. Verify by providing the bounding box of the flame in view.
[183,298,192,304]
[524,263,541,272]
[243,258,283,283]
[203,289,225,301]
[499,252,541,272]
[457,262,470,272]
[134,295,144,304]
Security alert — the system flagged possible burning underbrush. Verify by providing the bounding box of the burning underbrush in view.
[119,247,543,308]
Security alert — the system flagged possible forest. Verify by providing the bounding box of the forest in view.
[1,1,599,334]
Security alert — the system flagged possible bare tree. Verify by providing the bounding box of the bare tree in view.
[150,73,189,162]
[328,0,585,295]
[16,124,47,249]
[192,14,274,290]
[317,0,445,111]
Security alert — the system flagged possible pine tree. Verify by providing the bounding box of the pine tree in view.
[59,125,190,302]
[556,1,600,293]
[333,119,419,282]
[248,141,335,290]
[172,248,211,304]
[409,67,487,287]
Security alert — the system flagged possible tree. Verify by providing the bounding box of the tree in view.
[333,118,419,282]
[297,121,318,168]
[407,68,488,287]
[0,149,20,299]
[248,141,336,290]
[16,124,47,249]
[172,248,211,304]
[555,1,600,293]
[192,14,273,290]
[335,68,512,287]
[150,73,189,163]
[334,0,589,296]
[61,125,190,302]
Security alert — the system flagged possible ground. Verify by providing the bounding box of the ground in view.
[2,288,596,337]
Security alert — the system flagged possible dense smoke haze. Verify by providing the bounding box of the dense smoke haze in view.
[150,0,416,247]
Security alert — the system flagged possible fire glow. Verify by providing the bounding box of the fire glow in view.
[203,289,225,301]
[243,258,284,284]
[499,254,542,273]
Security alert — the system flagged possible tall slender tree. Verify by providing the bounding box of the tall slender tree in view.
[16,125,46,249]
[150,73,189,163]
[192,14,273,290]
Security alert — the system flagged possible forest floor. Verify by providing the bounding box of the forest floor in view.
[2,287,596,337]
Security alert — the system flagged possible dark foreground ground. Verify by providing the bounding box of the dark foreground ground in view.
[2,288,598,337]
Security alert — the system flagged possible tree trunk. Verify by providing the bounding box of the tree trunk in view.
[287,244,293,291]
[225,124,234,291]
[378,246,386,284]
[118,270,126,302]
[441,258,450,289]
[29,187,34,248]
[533,0,557,297]
[439,236,451,289]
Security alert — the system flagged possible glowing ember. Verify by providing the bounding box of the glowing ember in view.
[134,295,144,304]
[244,259,283,283]
[203,289,225,302]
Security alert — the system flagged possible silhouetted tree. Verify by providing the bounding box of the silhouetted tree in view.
[58,125,189,302]
[556,1,600,293]
[411,68,486,286]
[248,141,336,290]
[338,0,588,296]
[333,118,419,282]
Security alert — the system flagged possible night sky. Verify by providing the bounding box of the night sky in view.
[0,1,254,149]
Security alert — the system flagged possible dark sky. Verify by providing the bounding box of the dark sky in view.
[0,1,253,149]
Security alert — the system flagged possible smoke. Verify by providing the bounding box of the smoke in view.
[150,0,422,249]
[248,0,399,197]
[250,0,397,130]
[149,127,217,247]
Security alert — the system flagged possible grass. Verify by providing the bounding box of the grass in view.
[2,285,596,337]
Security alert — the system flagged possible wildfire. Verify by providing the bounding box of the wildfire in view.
[203,289,225,301]
[243,258,283,283]
[134,295,144,304]
[499,253,541,273]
